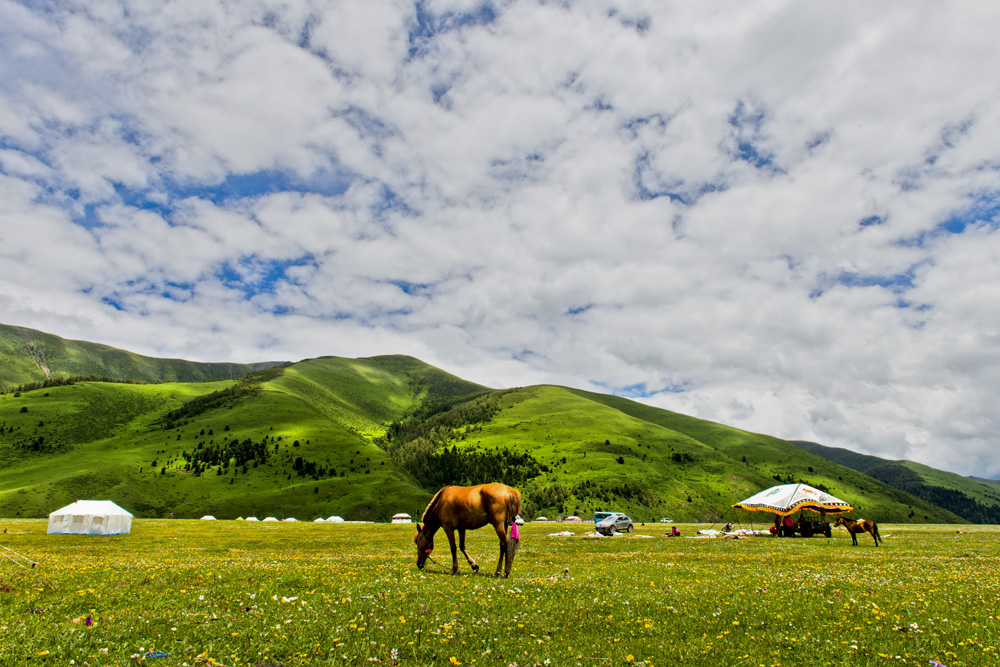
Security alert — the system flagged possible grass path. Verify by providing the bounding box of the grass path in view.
[1,520,997,666]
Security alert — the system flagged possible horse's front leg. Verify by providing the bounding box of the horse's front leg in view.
[458,528,479,573]
[870,530,879,547]
[444,528,460,574]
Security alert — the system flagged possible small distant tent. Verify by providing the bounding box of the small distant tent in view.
[47,500,133,535]
[327,516,345,523]
[733,483,853,516]
[200,515,217,521]
[283,518,298,522]
[245,516,259,522]
[565,515,582,522]
[534,516,549,522]
[391,513,412,524]
[313,517,326,523]
[263,517,279,522]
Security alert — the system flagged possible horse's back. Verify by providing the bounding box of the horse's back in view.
[435,483,519,529]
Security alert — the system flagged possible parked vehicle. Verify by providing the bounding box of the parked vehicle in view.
[659,517,674,523]
[596,512,633,535]
[796,519,832,537]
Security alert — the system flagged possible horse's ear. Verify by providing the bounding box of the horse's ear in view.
[416,523,422,533]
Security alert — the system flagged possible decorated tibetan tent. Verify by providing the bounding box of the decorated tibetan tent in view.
[47,500,133,535]
[733,483,853,516]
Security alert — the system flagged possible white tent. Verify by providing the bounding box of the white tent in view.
[327,515,345,523]
[313,517,326,523]
[391,513,412,524]
[283,518,298,522]
[200,515,217,521]
[733,483,853,516]
[47,500,133,535]
[263,517,279,522]
[245,516,259,522]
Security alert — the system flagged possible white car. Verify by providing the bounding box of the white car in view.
[596,513,633,535]
[659,518,674,523]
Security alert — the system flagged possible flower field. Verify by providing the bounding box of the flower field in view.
[1,520,998,666]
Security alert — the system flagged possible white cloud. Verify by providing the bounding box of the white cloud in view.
[3,1,1000,477]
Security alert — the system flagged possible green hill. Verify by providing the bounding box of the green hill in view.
[0,323,285,388]
[792,441,1000,523]
[0,322,971,524]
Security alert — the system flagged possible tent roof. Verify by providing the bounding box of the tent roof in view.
[732,483,853,516]
[49,500,133,517]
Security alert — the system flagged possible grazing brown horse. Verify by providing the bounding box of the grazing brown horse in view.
[835,516,883,546]
[413,483,521,577]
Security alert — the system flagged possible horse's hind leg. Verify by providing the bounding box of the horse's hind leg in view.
[458,528,479,573]
[492,523,509,577]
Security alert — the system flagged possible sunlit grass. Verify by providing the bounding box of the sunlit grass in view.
[1,521,997,666]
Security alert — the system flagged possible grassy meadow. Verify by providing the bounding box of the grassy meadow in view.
[1,519,998,667]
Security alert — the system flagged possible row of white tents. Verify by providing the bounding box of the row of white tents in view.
[44,484,853,536]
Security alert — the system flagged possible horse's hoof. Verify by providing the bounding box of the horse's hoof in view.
[472,564,479,573]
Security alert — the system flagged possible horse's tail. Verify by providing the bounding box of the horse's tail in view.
[506,487,522,527]
[421,487,448,524]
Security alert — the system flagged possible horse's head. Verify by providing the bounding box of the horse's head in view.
[834,517,846,527]
[414,524,433,569]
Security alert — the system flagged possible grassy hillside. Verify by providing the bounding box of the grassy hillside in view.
[0,323,284,388]
[0,356,487,521]
[401,385,960,524]
[0,324,970,524]
[793,440,1000,523]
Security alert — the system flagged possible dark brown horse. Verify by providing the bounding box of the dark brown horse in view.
[413,483,521,577]
[834,516,883,546]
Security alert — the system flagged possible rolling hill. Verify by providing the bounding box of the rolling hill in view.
[0,323,981,524]
[792,440,1000,523]
[0,322,285,388]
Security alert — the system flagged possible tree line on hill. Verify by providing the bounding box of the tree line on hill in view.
[2,375,146,395]
[379,390,545,489]
[158,367,286,430]
[865,463,1000,524]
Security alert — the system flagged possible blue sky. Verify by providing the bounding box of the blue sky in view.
[2,0,1000,477]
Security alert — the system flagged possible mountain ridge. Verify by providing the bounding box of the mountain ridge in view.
[0,322,287,388]
[0,322,988,523]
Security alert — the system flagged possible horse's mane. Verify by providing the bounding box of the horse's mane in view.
[421,487,448,523]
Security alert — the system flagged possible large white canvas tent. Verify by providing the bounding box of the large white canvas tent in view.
[391,513,412,524]
[47,500,133,535]
[733,483,853,516]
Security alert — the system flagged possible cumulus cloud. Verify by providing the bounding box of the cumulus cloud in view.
[2,0,1000,476]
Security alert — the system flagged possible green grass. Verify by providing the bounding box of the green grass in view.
[1,520,998,666]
